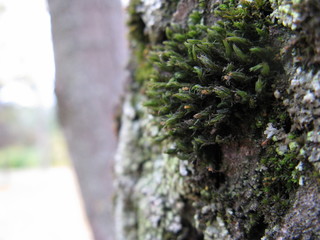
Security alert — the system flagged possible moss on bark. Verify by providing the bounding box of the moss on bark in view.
[115,0,320,239]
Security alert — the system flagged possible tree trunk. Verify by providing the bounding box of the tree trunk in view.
[47,1,128,240]
[115,0,320,239]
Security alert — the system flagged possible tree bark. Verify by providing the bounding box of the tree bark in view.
[115,0,320,239]
[48,1,128,240]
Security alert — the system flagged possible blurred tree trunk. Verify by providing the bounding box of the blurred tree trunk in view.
[47,1,127,240]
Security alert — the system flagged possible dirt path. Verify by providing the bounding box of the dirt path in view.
[0,167,93,240]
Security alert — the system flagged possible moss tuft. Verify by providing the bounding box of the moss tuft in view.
[144,1,281,161]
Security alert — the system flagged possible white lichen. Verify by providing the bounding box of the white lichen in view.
[298,175,304,186]
[302,91,315,104]
[274,89,281,99]
[179,160,189,176]
[201,204,216,215]
[264,123,279,139]
[270,0,303,30]
[204,217,231,240]
[295,161,304,171]
[136,0,165,40]
[285,67,320,171]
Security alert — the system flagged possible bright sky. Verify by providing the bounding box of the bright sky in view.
[0,0,55,108]
[0,0,128,108]
[122,0,130,7]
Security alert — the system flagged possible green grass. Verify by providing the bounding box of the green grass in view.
[0,145,41,168]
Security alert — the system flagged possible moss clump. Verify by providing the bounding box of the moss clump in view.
[144,0,281,160]
[260,146,300,198]
[256,107,302,222]
[127,0,153,86]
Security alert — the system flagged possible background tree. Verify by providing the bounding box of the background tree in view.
[48,1,128,240]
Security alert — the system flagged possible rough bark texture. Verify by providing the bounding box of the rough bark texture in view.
[48,1,127,240]
[115,0,320,240]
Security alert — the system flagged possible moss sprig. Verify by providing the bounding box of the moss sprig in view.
[144,0,281,160]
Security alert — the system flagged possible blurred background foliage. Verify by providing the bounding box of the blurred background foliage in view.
[0,105,70,168]
[0,0,69,169]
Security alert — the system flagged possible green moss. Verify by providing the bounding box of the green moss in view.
[258,126,302,222]
[127,0,148,44]
[144,1,280,161]
[127,0,154,86]
[134,45,154,84]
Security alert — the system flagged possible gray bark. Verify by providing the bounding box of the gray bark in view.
[47,1,128,240]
